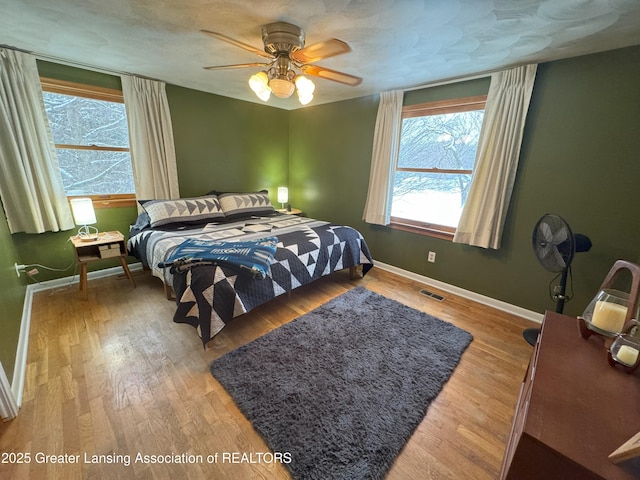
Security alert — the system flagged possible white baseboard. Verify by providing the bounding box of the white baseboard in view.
[373,260,544,324]
[11,285,33,408]
[0,360,18,421]
[24,261,143,294]
[11,262,143,407]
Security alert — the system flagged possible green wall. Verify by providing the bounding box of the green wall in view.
[166,84,289,197]
[510,46,640,313]
[0,204,25,385]
[290,45,640,317]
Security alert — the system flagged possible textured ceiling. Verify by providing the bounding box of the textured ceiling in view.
[2,0,640,110]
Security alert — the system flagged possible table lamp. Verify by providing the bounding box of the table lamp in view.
[70,197,98,240]
[277,187,289,211]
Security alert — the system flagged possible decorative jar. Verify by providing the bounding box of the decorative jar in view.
[608,320,640,372]
[581,289,630,337]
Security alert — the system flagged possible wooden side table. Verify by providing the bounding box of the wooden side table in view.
[277,208,303,216]
[500,311,640,479]
[70,231,136,299]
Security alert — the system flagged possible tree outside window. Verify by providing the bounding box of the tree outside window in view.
[390,96,486,238]
[41,78,135,208]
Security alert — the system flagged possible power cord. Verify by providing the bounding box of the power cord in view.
[20,232,125,286]
[547,266,574,305]
[19,238,77,284]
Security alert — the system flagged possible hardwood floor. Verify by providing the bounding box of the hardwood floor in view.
[0,267,537,479]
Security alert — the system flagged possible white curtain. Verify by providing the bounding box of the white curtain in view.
[0,48,75,234]
[453,64,537,249]
[121,75,179,201]
[362,90,403,225]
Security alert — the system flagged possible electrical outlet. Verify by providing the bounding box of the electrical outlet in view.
[14,263,26,277]
[428,251,436,263]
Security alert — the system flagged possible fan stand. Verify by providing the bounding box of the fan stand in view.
[522,328,539,346]
[578,260,640,340]
[523,268,570,346]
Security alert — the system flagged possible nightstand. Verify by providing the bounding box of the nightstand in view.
[70,231,136,299]
[277,208,303,216]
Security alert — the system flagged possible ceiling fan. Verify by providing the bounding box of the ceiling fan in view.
[201,22,362,105]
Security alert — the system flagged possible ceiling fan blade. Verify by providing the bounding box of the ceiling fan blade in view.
[291,38,351,64]
[301,65,362,86]
[201,29,273,59]
[203,62,270,71]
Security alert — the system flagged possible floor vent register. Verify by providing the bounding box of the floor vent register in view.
[419,289,445,302]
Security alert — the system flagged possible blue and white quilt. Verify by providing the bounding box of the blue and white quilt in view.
[159,237,279,279]
[128,215,374,345]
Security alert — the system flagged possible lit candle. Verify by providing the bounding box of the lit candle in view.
[591,300,628,333]
[616,345,640,366]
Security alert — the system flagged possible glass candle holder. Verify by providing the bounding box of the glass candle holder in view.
[609,332,640,372]
[581,289,630,337]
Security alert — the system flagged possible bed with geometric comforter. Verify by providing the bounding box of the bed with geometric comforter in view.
[128,213,374,345]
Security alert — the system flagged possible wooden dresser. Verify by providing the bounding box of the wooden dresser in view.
[500,311,640,479]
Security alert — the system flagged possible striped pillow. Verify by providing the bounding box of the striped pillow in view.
[143,195,225,228]
[218,191,275,221]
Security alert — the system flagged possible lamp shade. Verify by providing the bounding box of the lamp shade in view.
[295,75,315,105]
[270,78,295,98]
[249,71,271,101]
[295,75,315,96]
[277,187,289,204]
[70,198,96,226]
[297,92,314,105]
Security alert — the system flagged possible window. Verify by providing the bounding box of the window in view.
[390,95,486,239]
[40,78,135,208]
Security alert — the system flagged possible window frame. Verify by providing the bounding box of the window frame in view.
[40,77,136,208]
[389,95,487,239]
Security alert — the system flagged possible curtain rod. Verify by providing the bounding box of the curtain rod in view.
[0,44,132,78]
[27,48,161,83]
[34,52,131,77]
[403,71,493,92]
[402,60,536,92]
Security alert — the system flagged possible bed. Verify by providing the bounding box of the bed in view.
[127,191,374,345]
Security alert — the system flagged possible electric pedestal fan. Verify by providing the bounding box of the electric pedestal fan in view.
[523,214,592,346]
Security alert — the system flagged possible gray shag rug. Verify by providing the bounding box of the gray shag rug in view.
[210,286,473,480]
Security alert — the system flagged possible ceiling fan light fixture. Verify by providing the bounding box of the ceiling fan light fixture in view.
[269,77,296,98]
[249,71,271,101]
[297,92,314,105]
[203,22,361,106]
[294,75,315,105]
[295,75,315,95]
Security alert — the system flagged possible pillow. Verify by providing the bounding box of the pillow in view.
[218,191,275,221]
[130,212,151,235]
[143,195,225,228]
